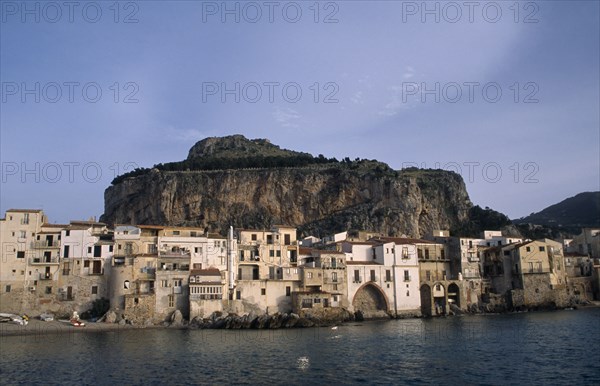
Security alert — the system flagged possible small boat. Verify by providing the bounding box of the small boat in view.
[59,311,86,327]
[40,312,54,321]
[331,326,338,330]
[0,313,29,326]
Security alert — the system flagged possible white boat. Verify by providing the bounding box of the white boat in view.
[0,313,29,326]
[40,312,54,321]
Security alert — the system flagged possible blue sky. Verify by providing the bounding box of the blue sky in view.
[1,0,599,224]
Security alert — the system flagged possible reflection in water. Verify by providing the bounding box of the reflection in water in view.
[1,309,599,385]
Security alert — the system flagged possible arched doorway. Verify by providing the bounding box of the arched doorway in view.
[448,283,460,308]
[352,284,389,318]
[432,282,446,315]
[420,284,432,317]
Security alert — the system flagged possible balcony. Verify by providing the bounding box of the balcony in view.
[39,273,53,280]
[159,250,191,258]
[403,276,412,282]
[29,257,59,265]
[158,264,189,271]
[352,277,363,284]
[31,241,60,249]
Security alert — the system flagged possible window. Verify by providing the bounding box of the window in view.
[173,279,182,287]
[441,249,445,259]
[251,234,257,241]
[236,290,241,300]
[5,285,11,293]
[23,213,29,224]
[332,272,338,282]
[386,270,391,282]
[92,286,98,295]
[284,234,291,245]
[270,250,275,257]
[261,288,266,295]
[424,249,430,259]
[65,230,70,236]
[314,298,321,303]
[20,231,26,238]
[286,286,291,296]
[526,246,531,252]
[168,295,174,307]
[17,251,25,259]
[267,235,273,244]
[354,270,360,282]
[302,299,312,308]
[307,272,313,279]
[435,284,441,291]
[109,245,113,252]
[417,248,423,259]
[426,270,431,281]
[45,286,52,294]
[87,247,92,254]
[404,270,410,281]
[124,280,130,289]
[370,270,376,282]
[190,231,197,237]
[276,250,281,257]
[539,246,545,252]
[161,280,169,287]
[173,231,180,236]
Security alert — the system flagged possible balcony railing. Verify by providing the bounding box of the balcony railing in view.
[31,241,60,249]
[159,250,191,258]
[29,257,59,265]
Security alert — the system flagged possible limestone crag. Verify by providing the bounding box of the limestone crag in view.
[101,136,473,237]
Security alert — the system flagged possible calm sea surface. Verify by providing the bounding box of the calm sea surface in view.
[1,308,599,385]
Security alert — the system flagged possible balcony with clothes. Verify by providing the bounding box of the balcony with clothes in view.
[158,261,190,271]
[159,246,192,258]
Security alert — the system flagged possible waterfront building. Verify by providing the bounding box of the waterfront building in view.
[58,220,113,314]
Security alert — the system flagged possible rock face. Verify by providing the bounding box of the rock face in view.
[101,135,474,237]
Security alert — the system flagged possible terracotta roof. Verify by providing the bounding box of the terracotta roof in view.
[298,247,314,255]
[316,250,346,255]
[137,225,166,230]
[344,241,377,245]
[371,236,438,245]
[190,268,221,276]
[345,261,382,265]
[41,223,69,228]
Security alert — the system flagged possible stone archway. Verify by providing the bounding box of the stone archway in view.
[420,284,433,317]
[432,282,446,315]
[352,283,389,318]
[448,283,460,308]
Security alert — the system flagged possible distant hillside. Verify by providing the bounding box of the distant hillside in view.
[514,192,600,234]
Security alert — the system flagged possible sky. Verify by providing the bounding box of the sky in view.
[1,0,599,224]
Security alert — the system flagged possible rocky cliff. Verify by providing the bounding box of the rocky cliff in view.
[101,135,479,238]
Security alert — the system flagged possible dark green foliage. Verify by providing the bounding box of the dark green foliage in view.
[81,297,110,320]
[453,205,512,237]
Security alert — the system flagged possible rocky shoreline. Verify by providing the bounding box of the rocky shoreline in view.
[3,302,598,337]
